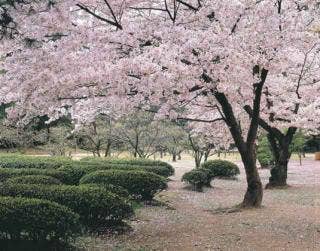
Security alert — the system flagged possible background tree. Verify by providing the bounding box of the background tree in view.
[158,121,187,162]
[115,111,163,158]
[74,115,118,157]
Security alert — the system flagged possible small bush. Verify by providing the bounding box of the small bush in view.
[0,196,81,241]
[257,136,275,169]
[201,160,240,178]
[0,184,134,229]
[0,168,78,185]
[198,168,213,187]
[4,175,62,185]
[257,153,274,169]
[80,157,175,176]
[182,170,208,192]
[80,170,167,201]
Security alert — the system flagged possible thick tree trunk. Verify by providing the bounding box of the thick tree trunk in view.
[265,128,296,189]
[266,140,290,188]
[178,153,182,160]
[211,67,268,208]
[240,150,263,208]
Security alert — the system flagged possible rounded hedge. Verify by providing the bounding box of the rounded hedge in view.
[80,157,175,176]
[0,196,81,241]
[79,183,130,198]
[182,170,208,192]
[201,160,240,178]
[0,184,134,230]
[80,170,167,201]
[198,168,213,187]
[59,163,172,182]
[0,168,78,185]
[5,175,62,185]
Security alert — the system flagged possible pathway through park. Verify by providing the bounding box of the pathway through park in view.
[84,158,320,250]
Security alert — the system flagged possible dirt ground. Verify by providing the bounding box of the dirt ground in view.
[81,157,320,251]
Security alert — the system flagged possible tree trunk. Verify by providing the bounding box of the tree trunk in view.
[299,153,302,166]
[104,141,112,157]
[194,151,202,168]
[204,149,210,162]
[172,153,177,162]
[178,152,182,160]
[266,146,290,188]
[267,157,289,188]
[265,128,296,189]
[240,149,263,208]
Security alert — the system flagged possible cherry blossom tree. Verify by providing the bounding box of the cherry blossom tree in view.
[1,0,319,207]
[246,44,320,188]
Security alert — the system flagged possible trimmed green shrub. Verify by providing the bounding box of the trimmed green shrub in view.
[4,175,62,185]
[80,170,167,201]
[257,136,274,169]
[182,170,208,192]
[0,168,78,185]
[57,166,87,185]
[198,168,213,187]
[79,183,130,198]
[0,184,134,229]
[257,153,274,169]
[0,154,72,169]
[201,160,240,178]
[59,163,172,181]
[80,157,175,176]
[0,196,81,241]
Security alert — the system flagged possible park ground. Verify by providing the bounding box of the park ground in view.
[76,156,320,251]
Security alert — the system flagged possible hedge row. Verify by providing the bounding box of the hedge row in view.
[0,154,72,169]
[0,167,168,200]
[80,157,174,176]
[0,155,174,177]
[58,163,172,186]
[0,184,133,229]
[80,170,168,201]
[0,196,81,241]
[5,175,62,185]
[0,168,78,185]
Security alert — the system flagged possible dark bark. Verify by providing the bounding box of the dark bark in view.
[215,90,263,207]
[104,141,112,157]
[244,105,297,189]
[213,67,268,207]
[172,153,177,162]
[204,148,211,162]
[265,128,296,188]
[241,153,263,207]
[133,133,139,158]
[194,151,203,168]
